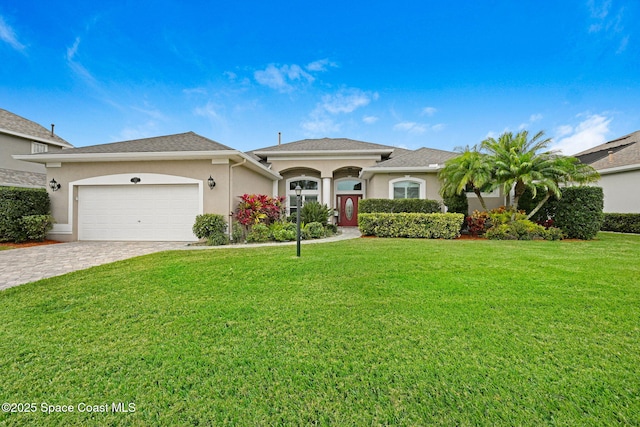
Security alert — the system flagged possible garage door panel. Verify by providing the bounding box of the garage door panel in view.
[78,185,199,241]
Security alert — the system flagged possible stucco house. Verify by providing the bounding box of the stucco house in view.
[15,132,504,242]
[575,130,640,213]
[0,109,73,188]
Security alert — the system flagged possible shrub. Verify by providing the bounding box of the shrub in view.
[235,194,285,226]
[269,222,296,242]
[443,192,468,215]
[193,214,227,239]
[232,221,246,243]
[0,187,50,242]
[246,223,270,243]
[301,201,331,224]
[359,198,441,214]
[601,213,640,234]
[304,222,325,239]
[358,213,464,239]
[488,206,527,225]
[547,187,604,240]
[466,210,490,236]
[485,220,554,241]
[325,223,338,235]
[207,233,229,246]
[544,227,565,241]
[15,215,54,242]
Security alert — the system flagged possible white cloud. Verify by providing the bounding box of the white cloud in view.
[518,113,543,130]
[551,113,612,155]
[321,89,377,114]
[306,58,337,72]
[0,15,26,51]
[421,107,437,116]
[431,123,446,132]
[254,63,314,92]
[363,115,379,124]
[300,117,340,135]
[394,122,427,135]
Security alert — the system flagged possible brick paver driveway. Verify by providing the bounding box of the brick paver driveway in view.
[0,241,187,291]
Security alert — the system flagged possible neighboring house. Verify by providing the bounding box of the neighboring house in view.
[575,130,640,213]
[0,108,73,188]
[15,133,505,242]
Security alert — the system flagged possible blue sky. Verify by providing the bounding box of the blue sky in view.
[1,1,638,154]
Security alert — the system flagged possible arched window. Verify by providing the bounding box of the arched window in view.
[287,177,320,215]
[389,177,426,199]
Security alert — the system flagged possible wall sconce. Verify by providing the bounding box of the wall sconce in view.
[130,177,141,184]
[49,178,61,191]
[208,175,216,189]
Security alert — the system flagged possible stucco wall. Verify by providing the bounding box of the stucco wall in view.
[367,173,442,201]
[269,158,378,178]
[597,170,640,213]
[1,134,46,173]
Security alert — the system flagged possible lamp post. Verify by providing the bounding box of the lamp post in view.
[295,184,302,257]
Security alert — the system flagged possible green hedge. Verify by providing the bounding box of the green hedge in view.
[0,187,51,242]
[359,198,441,214]
[546,186,604,240]
[358,213,464,239]
[601,213,640,234]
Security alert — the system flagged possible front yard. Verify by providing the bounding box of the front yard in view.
[1,233,639,425]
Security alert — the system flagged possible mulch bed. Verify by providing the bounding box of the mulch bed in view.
[1,240,63,249]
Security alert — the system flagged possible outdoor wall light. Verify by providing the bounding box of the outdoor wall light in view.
[130,177,141,184]
[208,175,216,189]
[49,178,61,192]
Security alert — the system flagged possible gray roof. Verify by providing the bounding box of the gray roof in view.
[372,147,457,168]
[575,130,640,170]
[43,132,234,154]
[0,109,73,147]
[0,168,46,188]
[252,137,396,154]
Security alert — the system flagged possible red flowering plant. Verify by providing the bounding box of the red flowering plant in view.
[466,210,490,236]
[235,194,285,228]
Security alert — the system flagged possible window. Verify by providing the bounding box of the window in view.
[336,179,362,192]
[31,142,48,153]
[287,177,320,216]
[388,177,426,199]
[393,180,420,199]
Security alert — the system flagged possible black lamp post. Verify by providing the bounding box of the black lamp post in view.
[295,184,302,257]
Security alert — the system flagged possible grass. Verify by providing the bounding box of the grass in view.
[1,233,639,426]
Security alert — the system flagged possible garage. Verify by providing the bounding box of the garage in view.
[78,184,200,241]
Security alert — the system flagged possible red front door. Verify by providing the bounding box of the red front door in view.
[338,195,361,226]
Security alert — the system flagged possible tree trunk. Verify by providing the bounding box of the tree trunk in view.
[474,188,488,211]
[526,192,552,220]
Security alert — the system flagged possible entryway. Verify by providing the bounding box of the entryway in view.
[337,195,361,226]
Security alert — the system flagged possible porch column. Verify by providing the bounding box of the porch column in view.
[322,177,332,208]
[272,180,278,198]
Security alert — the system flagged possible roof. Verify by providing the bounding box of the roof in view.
[575,130,640,171]
[0,109,73,148]
[48,131,234,154]
[251,137,396,156]
[371,147,457,168]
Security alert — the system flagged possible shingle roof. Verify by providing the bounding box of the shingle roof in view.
[575,130,640,170]
[43,131,234,154]
[252,137,396,153]
[371,147,457,168]
[0,109,73,147]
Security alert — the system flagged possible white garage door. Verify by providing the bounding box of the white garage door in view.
[78,185,199,241]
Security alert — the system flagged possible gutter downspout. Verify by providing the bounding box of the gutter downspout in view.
[229,158,247,241]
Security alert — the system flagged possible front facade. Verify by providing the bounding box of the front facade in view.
[0,109,73,188]
[16,133,506,242]
[575,130,640,213]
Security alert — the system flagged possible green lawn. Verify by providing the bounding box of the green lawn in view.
[1,233,639,426]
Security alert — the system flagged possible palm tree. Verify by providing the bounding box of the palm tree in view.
[438,145,494,211]
[481,130,599,217]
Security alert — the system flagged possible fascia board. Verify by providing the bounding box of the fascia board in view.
[0,127,73,148]
[360,166,442,179]
[252,149,393,157]
[597,163,640,175]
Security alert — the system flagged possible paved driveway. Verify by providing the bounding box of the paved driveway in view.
[0,241,187,291]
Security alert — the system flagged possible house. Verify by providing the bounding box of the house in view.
[0,109,73,188]
[15,133,504,242]
[575,130,640,213]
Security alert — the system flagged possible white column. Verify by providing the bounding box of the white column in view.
[322,177,332,207]
[272,180,278,198]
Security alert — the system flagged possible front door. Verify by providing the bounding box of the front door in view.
[338,195,361,226]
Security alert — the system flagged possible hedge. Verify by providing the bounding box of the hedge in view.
[601,213,640,234]
[546,186,604,240]
[0,187,51,242]
[359,198,441,214]
[358,213,464,239]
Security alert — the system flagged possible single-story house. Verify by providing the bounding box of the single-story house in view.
[1,108,73,188]
[575,130,640,213]
[15,132,505,242]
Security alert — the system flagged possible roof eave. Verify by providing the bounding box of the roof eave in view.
[359,166,443,179]
[253,149,394,158]
[0,127,73,148]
